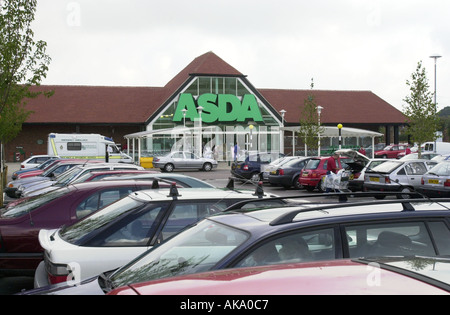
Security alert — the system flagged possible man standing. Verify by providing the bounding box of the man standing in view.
[325,152,339,192]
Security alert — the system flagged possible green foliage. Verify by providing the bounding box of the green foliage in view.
[403,61,439,157]
[298,79,324,152]
[0,0,52,143]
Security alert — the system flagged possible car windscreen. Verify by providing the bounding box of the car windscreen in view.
[108,219,249,290]
[0,187,70,218]
[58,195,147,244]
[368,160,403,173]
[52,166,83,186]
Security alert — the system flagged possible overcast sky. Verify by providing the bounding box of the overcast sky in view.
[31,0,449,112]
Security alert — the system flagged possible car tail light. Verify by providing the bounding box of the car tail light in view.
[445,180,450,187]
[46,259,71,285]
[278,169,284,175]
[421,178,424,185]
[384,176,391,184]
[153,158,159,162]
[243,164,249,170]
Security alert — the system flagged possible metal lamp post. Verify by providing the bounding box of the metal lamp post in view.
[197,106,203,157]
[430,54,442,153]
[338,123,343,149]
[317,105,323,156]
[182,108,187,151]
[280,109,286,154]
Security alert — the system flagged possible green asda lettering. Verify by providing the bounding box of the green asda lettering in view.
[173,93,263,123]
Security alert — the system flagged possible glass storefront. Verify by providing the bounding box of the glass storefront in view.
[139,76,282,161]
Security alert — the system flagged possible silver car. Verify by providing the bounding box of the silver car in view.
[152,151,218,172]
[364,159,437,199]
[417,161,450,197]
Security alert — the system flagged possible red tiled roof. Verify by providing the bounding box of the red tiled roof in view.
[259,89,406,124]
[24,52,406,125]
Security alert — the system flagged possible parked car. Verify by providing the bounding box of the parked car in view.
[11,157,60,180]
[0,179,182,275]
[298,156,352,192]
[364,159,437,198]
[5,159,99,198]
[268,157,311,189]
[18,163,145,198]
[334,149,370,191]
[417,162,450,197]
[23,194,450,295]
[348,158,387,191]
[152,151,217,172]
[108,257,450,295]
[34,187,283,287]
[231,152,285,183]
[19,155,56,169]
[399,153,441,160]
[374,144,408,159]
[262,156,300,181]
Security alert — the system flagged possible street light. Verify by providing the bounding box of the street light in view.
[280,109,286,154]
[197,106,203,157]
[430,54,442,152]
[317,106,323,157]
[182,108,187,151]
[337,124,343,150]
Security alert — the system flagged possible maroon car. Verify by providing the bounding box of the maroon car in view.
[0,179,174,275]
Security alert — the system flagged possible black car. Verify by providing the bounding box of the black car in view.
[231,152,285,183]
[21,192,450,295]
[268,157,311,189]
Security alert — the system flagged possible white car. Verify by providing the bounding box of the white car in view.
[35,186,283,288]
[19,155,55,169]
[364,159,438,198]
[19,163,144,198]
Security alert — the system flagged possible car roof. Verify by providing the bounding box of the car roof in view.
[66,179,260,202]
[216,193,450,230]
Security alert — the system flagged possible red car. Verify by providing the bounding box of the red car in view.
[298,156,351,192]
[108,258,450,295]
[0,179,173,275]
[374,144,408,159]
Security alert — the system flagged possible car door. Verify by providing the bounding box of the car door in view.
[186,152,202,169]
[404,162,428,187]
[171,152,185,168]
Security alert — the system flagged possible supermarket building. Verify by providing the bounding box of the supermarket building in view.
[7,51,407,162]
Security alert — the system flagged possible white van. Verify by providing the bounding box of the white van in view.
[421,141,450,155]
[47,133,132,163]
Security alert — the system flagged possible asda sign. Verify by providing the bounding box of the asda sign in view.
[173,93,263,123]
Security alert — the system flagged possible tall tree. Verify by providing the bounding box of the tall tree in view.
[298,79,324,155]
[0,0,52,206]
[0,0,52,142]
[403,61,439,158]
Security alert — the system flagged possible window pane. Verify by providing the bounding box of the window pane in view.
[345,222,435,258]
[428,222,450,255]
[234,228,335,268]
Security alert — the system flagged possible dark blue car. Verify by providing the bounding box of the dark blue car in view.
[231,152,285,183]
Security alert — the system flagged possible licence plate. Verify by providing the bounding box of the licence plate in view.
[270,170,277,174]
[428,179,439,184]
[369,177,380,182]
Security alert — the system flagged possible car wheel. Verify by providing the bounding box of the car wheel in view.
[203,163,212,172]
[163,163,174,172]
[397,187,412,199]
[250,172,261,183]
[293,176,302,189]
[318,177,326,192]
